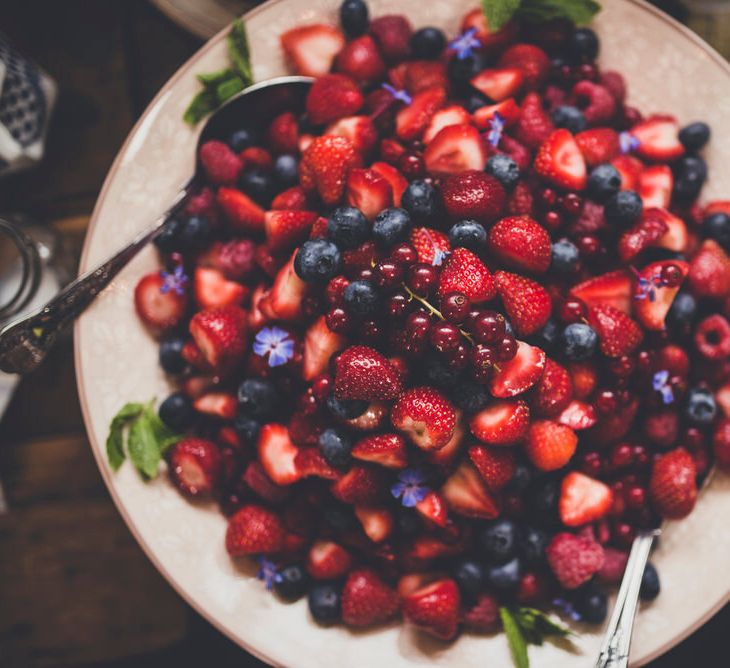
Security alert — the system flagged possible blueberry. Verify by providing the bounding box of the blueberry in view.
[448,53,485,90]
[324,506,357,532]
[424,354,463,389]
[679,121,710,152]
[327,206,370,249]
[448,219,487,251]
[604,190,643,227]
[344,280,379,316]
[528,478,560,528]
[228,127,257,152]
[640,562,660,601]
[486,557,521,590]
[536,318,561,353]
[234,414,260,445]
[480,519,518,564]
[561,323,598,361]
[159,336,187,374]
[551,105,587,134]
[158,392,194,431]
[308,583,341,624]
[240,167,274,205]
[326,395,368,420]
[294,239,343,283]
[318,428,352,468]
[339,0,368,37]
[275,564,310,601]
[372,207,411,247]
[402,180,438,220]
[568,27,599,62]
[410,27,446,59]
[575,582,608,623]
[486,154,520,191]
[154,217,184,253]
[673,155,707,202]
[237,378,279,419]
[519,526,548,564]
[451,381,490,413]
[397,508,421,535]
[273,154,299,188]
[507,463,532,493]
[551,239,580,274]
[587,164,622,203]
[685,387,717,425]
[667,291,697,329]
[703,212,730,252]
[178,215,211,250]
[452,559,485,602]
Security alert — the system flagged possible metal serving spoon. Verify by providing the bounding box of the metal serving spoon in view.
[0,75,313,375]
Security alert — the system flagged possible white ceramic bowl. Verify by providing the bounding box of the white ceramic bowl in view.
[75,1,730,665]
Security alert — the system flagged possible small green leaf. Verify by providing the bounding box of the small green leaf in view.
[145,407,181,455]
[183,89,217,125]
[106,402,145,471]
[197,67,237,87]
[500,607,530,668]
[520,0,601,25]
[481,0,522,32]
[517,607,573,640]
[216,75,245,104]
[228,19,253,85]
[128,413,162,479]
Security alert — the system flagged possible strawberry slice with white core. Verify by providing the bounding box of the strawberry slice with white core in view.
[193,267,246,309]
[631,115,684,162]
[440,460,500,519]
[489,341,546,398]
[569,269,634,314]
[423,105,472,143]
[346,167,394,220]
[134,271,187,331]
[280,24,346,77]
[647,207,689,252]
[257,423,301,485]
[534,129,587,190]
[634,260,689,330]
[472,98,521,130]
[423,123,488,176]
[559,471,613,527]
[414,491,449,527]
[267,252,307,321]
[638,165,673,209]
[303,315,347,381]
[354,506,393,542]
[470,67,523,101]
[558,400,598,430]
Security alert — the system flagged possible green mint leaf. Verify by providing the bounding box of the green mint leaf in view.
[517,607,573,640]
[520,0,601,25]
[128,412,162,479]
[500,607,530,668]
[106,402,145,470]
[144,406,182,456]
[216,75,245,104]
[481,0,521,32]
[183,89,217,125]
[197,67,237,87]
[228,19,253,85]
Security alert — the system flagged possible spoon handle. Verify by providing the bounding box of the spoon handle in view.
[0,206,180,374]
[595,530,659,668]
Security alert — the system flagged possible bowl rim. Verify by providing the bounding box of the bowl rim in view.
[74,1,730,665]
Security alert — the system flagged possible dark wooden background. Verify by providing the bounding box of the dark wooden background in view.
[0,1,725,666]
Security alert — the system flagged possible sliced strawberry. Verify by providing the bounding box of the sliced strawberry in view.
[248,283,271,329]
[498,43,550,90]
[370,161,408,206]
[226,504,286,555]
[631,115,684,162]
[351,433,408,469]
[391,387,457,451]
[440,460,499,519]
[303,315,347,381]
[575,128,620,166]
[134,271,187,332]
[423,105,472,143]
[488,215,551,273]
[300,135,360,206]
[534,129,587,191]
[242,461,291,505]
[649,448,697,520]
[280,24,345,77]
[395,86,446,142]
[440,170,506,224]
[307,540,353,580]
[193,391,236,419]
[468,445,517,491]
[331,466,385,505]
[611,154,644,191]
[272,185,309,211]
[264,210,317,252]
[423,123,488,176]
[489,340,547,398]
[335,34,387,84]
[495,271,551,336]
[402,59,449,94]
[217,187,266,232]
[558,400,598,430]
[294,447,340,481]
[168,438,222,496]
[472,98,521,130]
[653,208,688,252]
[617,214,669,262]
[403,579,460,641]
[515,92,554,149]
[355,506,394,542]
[334,345,403,401]
[346,167,394,220]
[470,67,523,101]
[426,415,465,467]
[570,269,634,314]
[469,399,530,446]
[414,492,449,528]
[688,239,730,299]
[532,358,573,418]
[525,420,578,471]
[634,260,690,330]
[267,111,299,155]
[257,423,301,486]
[306,74,363,125]
[193,267,246,309]
[189,305,247,370]
[461,7,518,50]
[560,472,613,527]
[342,568,400,628]
[325,115,379,155]
[267,252,308,321]
[588,305,644,357]
[638,165,673,209]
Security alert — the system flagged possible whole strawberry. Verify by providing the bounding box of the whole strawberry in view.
[305,73,364,125]
[402,579,460,640]
[342,568,401,627]
[588,305,643,357]
[225,504,286,555]
[391,387,457,450]
[649,448,698,519]
[438,248,496,304]
[495,271,551,336]
[440,170,506,223]
[300,135,361,206]
[189,305,247,370]
[168,438,222,496]
[334,345,403,401]
[488,215,551,273]
[525,420,578,471]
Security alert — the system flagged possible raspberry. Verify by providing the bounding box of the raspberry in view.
[199,140,243,185]
[695,314,730,360]
[572,80,616,125]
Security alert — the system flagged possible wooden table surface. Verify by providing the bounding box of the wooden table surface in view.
[0,2,726,666]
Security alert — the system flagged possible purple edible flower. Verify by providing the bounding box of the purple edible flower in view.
[486,112,505,148]
[391,468,430,508]
[619,131,640,154]
[381,83,412,106]
[253,326,295,367]
[448,28,481,60]
[552,597,583,622]
[256,556,281,591]
[653,369,675,405]
[159,264,188,296]
[634,273,666,302]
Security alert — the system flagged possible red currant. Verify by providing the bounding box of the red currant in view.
[612,521,636,548]
[578,63,598,81]
[312,374,332,401]
[610,442,633,469]
[560,192,583,215]
[373,259,404,290]
[387,291,409,318]
[406,263,438,296]
[543,210,563,230]
[357,267,374,282]
[326,307,351,333]
[607,355,635,378]
[398,152,425,178]
[472,310,506,345]
[440,291,471,323]
[625,485,646,510]
[390,243,418,267]
[429,322,461,352]
[579,451,603,477]
[471,344,495,372]
[538,187,557,208]
[559,297,587,324]
[326,276,349,306]
[577,234,601,256]
[496,335,518,361]
[444,342,469,370]
[406,311,431,337]
[660,262,683,288]
[596,389,618,413]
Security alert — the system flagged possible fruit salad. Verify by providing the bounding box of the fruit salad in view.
[109,0,730,661]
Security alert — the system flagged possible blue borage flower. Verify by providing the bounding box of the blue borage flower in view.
[253,326,295,367]
[159,264,188,296]
[552,597,583,622]
[653,369,675,405]
[381,83,412,106]
[634,273,666,302]
[448,27,481,60]
[391,468,430,507]
[256,556,281,591]
[619,131,640,155]
[486,112,506,148]
[419,227,450,266]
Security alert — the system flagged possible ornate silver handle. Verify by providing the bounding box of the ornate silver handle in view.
[596,530,659,668]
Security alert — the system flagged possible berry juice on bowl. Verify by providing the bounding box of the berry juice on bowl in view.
[78,0,730,666]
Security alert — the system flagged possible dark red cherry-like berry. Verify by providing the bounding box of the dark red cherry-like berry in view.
[387,291,410,318]
[472,310,506,345]
[326,307,351,333]
[373,259,404,290]
[391,243,418,267]
[441,291,471,324]
[407,263,438,296]
[429,322,462,352]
